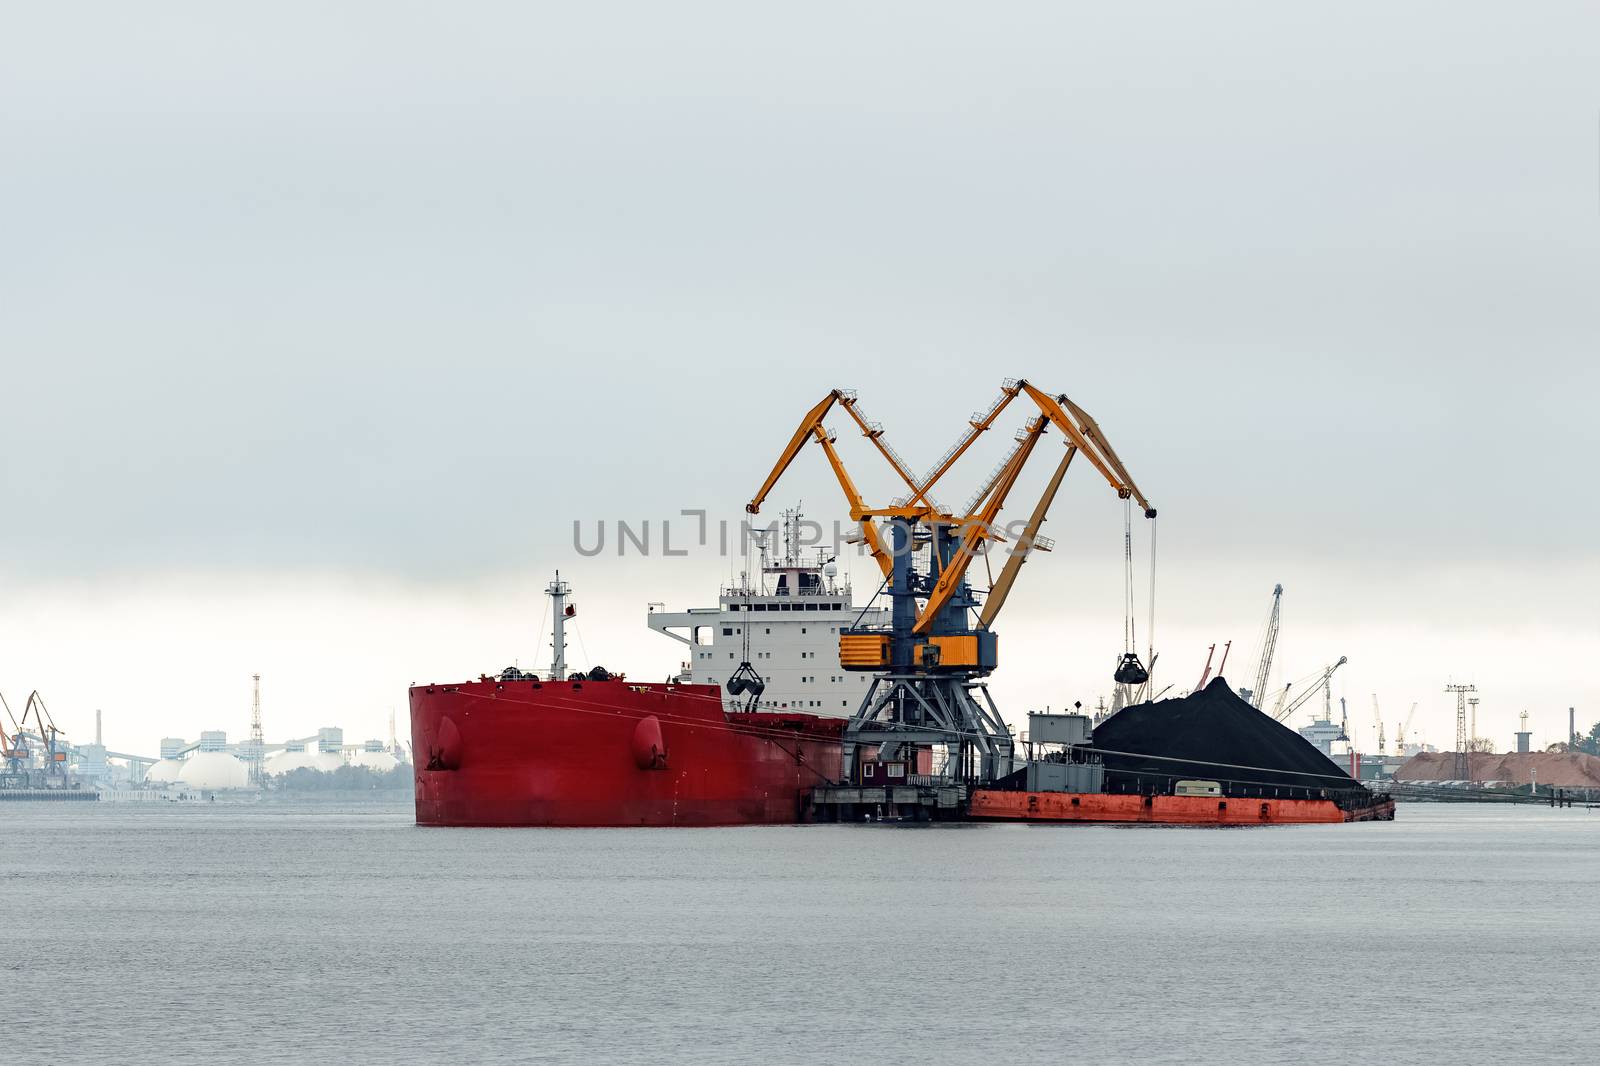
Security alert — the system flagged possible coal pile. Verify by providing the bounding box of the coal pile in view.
[1091,678,1372,802]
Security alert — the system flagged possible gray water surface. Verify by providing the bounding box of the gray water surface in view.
[11,801,1595,1065]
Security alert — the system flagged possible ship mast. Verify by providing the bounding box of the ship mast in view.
[547,572,572,681]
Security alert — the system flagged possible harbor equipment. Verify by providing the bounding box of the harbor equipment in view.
[747,378,1154,788]
[247,674,265,787]
[1271,657,1348,723]
[1247,584,1283,709]
[1445,683,1477,780]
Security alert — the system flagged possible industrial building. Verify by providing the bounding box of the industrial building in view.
[4,675,409,796]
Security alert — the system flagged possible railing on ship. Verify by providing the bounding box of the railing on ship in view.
[719,580,852,599]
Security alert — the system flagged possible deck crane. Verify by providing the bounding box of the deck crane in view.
[748,378,1154,785]
[1247,584,1283,709]
[1272,656,1348,723]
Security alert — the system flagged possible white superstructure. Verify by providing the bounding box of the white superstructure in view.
[648,511,889,715]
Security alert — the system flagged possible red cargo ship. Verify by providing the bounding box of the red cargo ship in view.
[411,570,849,826]
[411,677,843,827]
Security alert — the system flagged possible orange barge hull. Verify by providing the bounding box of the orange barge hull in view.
[967,790,1395,825]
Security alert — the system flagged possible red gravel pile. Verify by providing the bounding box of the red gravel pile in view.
[1394,751,1600,787]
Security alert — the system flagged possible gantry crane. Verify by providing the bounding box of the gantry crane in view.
[748,378,1154,785]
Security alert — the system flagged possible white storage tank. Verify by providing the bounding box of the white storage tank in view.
[144,758,188,784]
[265,749,343,775]
[177,751,250,790]
[349,741,400,773]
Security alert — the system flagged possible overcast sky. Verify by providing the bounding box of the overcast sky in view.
[2,2,1597,755]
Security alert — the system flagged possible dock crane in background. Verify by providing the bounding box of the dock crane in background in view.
[1398,701,1420,755]
[1,691,69,782]
[0,692,22,772]
[1247,584,1283,709]
[748,378,1154,785]
[1372,695,1386,756]
[19,692,68,777]
[1195,640,1231,692]
[1272,656,1348,723]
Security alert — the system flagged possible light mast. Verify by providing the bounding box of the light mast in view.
[547,572,572,681]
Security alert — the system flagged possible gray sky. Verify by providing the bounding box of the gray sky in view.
[3,2,1597,753]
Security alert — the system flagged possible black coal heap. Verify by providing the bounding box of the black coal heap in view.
[1092,677,1370,801]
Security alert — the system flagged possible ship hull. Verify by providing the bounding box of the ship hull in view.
[410,678,844,827]
[967,789,1396,825]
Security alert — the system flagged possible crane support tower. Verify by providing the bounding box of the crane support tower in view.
[748,378,1153,787]
[1445,683,1477,781]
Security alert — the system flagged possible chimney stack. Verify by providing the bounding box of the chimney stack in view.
[96,708,102,747]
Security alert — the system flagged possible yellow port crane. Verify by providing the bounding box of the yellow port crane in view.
[746,378,1154,785]
[747,378,1154,648]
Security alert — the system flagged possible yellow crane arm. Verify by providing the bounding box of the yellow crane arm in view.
[813,427,893,578]
[744,390,892,578]
[904,380,1022,509]
[1019,382,1154,514]
[746,390,841,515]
[836,396,921,500]
[978,444,1076,628]
[913,416,1048,633]
[1056,393,1153,515]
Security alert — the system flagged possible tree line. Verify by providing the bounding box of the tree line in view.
[271,764,413,791]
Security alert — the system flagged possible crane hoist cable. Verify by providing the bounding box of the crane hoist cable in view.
[1114,498,1149,686]
[1146,511,1158,681]
[725,536,767,710]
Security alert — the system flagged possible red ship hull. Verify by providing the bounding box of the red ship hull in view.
[966,789,1397,825]
[410,677,845,827]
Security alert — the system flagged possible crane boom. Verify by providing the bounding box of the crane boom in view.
[746,390,842,516]
[901,379,1023,508]
[1018,383,1154,514]
[1398,701,1420,752]
[1273,656,1348,722]
[913,416,1048,633]
[977,445,1075,628]
[1249,584,1283,709]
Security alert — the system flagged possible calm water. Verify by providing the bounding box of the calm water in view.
[11,800,1596,1065]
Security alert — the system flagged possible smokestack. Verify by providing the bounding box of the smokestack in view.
[1572,707,1578,750]
[96,708,102,746]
